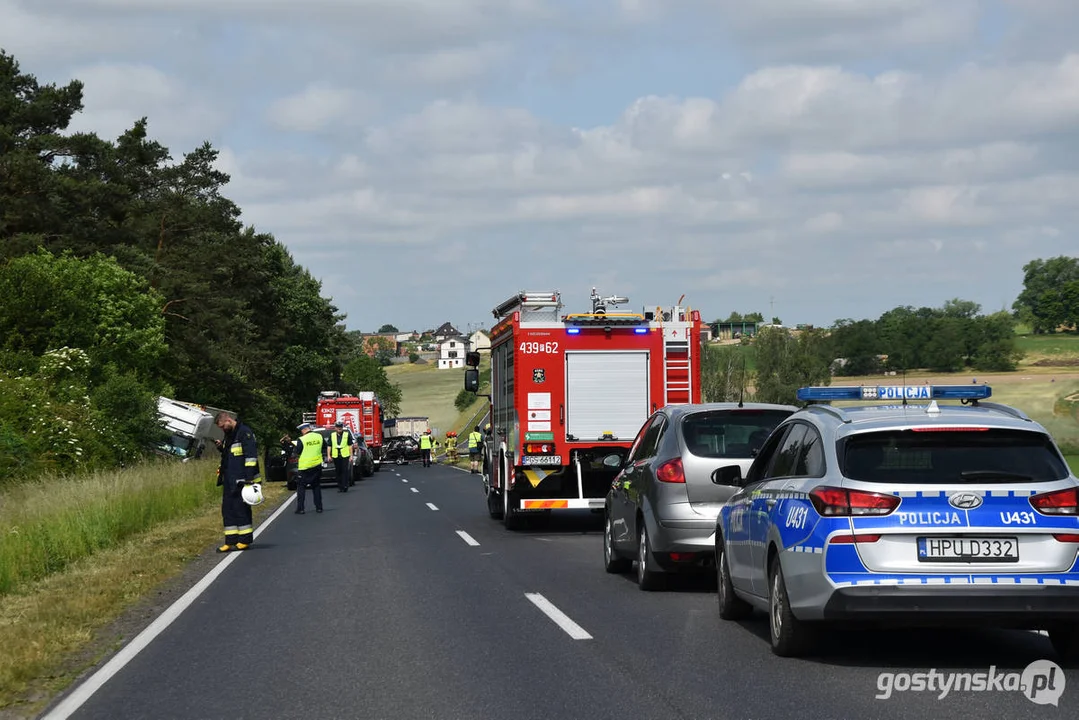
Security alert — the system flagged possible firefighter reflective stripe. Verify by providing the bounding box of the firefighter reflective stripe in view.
[237,524,252,534]
[298,433,324,470]
[330,432,352,458]
[468,432,482,449]
[230,443,242,456]
[245,457,258,467]
[224,526,240,535]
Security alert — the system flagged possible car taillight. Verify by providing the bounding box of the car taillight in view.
[1030,488,1079,516]
[524,443,554,454]
[809,486,900,516]
[656,458,685,483]
[1053,534,1079,542]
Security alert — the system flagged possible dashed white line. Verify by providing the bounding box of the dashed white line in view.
[410,488,419,493]
[426,502,439,511]
[456,530,480,546]
[401,478,408,483]
[525,593,592,640]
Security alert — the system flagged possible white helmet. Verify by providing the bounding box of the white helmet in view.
[241,483,264,506]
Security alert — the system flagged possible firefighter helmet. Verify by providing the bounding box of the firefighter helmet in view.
[241,482,264,506]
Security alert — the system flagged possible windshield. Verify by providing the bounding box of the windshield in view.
[841,428,1069,484]
[681,409,791,459]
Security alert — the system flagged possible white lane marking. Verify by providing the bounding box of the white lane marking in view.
[41,494,297,719]
[410,488,419,493]
[525,593,593,640]
[426,503,439,511]
[401,478,408,483]
[456,531,480,546]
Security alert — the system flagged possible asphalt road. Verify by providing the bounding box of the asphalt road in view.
[45,463,1078,720]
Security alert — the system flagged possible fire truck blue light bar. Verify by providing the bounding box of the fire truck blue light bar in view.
[796,385,993,402]
[634,328,648,334]
[566,328,581,334]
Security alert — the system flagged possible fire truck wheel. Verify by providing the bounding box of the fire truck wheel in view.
[486,487,503,519]
[502,486,522,531]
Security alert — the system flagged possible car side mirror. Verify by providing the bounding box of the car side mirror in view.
[464,369,479,392]
[465,351,480,367]
[602,453,623,468]
[711,465,743,487]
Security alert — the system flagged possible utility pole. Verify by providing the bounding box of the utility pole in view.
[769,296,775,321]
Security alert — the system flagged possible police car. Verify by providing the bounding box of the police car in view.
[711,384,1079,662]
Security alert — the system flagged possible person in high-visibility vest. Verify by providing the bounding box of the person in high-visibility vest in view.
[418,429,434,468]
[446,433,457,462]
[328,420,357,493]
[292,423,324,514]
[468,425,483,474]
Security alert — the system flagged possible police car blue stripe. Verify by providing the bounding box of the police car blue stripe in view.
[830,574,1079,588]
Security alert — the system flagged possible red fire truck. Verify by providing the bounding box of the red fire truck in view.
[308,390,386,471]
[464,288,703,529]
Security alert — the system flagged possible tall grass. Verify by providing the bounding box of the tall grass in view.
[0,458,219,596]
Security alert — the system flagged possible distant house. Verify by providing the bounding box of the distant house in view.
[433,322,462,342]
[437,337,466,369]
[468,330,491,353]
[361,333,399,357]
[712,321,760,341]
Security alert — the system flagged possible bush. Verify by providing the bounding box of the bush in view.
[454,388,475,412]
[408,352,419,363]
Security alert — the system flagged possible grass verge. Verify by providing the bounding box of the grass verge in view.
[0,461,288,717]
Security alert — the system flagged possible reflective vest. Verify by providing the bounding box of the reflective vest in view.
[330,431,352,458]
[297,432,324,470]
[419,434,432,450]
[468,431,482,449]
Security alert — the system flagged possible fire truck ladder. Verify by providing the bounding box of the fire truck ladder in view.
[361,403,375,441]
[664,338,692,405]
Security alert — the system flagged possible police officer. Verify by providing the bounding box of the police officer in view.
[292,423,324,514]
[214,412,260,552]
[468,425,483,474]
[419,429,434,468]
[328,420,357,492]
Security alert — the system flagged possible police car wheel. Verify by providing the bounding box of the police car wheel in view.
[604,515,631,574]
[1048,625,1079,666]
[716,542,751,621]
[768,556,811,657]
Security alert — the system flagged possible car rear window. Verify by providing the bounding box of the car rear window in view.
[681,409,792,459]
[840,428,1069,483]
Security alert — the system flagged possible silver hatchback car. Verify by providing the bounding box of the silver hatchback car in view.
[713,384,1079,662]
[604,402,796,590]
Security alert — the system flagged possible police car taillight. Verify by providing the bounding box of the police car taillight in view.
[1029,488,1079,516]
[809,487,900,516]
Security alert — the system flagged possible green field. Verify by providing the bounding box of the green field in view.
[1015,332,1079,363]
[386,356,490,438]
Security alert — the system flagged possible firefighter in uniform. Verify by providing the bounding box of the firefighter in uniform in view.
[445,432,457,462]
[292,423,324,514]
[328,420,357,493]
[419,429,433,468]
[214,412,260,552]
[468,425,483,474]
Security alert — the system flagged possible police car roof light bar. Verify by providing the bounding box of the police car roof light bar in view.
[796,385,993,403]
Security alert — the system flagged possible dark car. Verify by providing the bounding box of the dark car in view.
[383,435,423,465]
[283,428,371,490]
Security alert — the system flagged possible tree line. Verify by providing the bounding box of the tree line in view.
[0,51,399,484]
[704,261,1076,406]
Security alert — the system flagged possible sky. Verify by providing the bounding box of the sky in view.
[2,0,1078,334]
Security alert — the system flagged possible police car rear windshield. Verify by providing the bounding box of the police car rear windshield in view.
[682,409,791,459]
[840,429,1069,484]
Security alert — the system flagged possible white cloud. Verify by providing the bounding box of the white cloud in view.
[267,83,374,133]
[4,0,1079,331]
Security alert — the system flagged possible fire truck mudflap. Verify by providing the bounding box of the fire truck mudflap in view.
[467,288,702,529]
